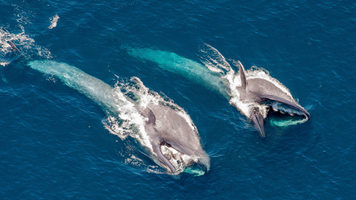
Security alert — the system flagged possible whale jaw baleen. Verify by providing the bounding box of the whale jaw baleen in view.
[140,104,210,174]
[237,61,311,138]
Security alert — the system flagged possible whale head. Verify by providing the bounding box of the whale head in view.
[236,61,310,138]
[140,104,210,175]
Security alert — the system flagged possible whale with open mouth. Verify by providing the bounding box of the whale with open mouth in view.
[125,44,310,138]
[235,60,310,137]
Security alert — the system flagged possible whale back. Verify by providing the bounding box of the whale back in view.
[247,78,294,103]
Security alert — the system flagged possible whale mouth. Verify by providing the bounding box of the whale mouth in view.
[160,144,207,176]
[263,100,309,127]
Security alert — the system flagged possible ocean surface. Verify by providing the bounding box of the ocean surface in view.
[1,0,356,199]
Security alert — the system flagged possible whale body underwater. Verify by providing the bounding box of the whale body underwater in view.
[126,45,310,138]
[27,60,210,175]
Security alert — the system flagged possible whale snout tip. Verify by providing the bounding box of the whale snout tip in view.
[250,111,265,139]
[255,124,265,139]
[304,110,311,120]
[258,128,266,139]
[198,160,209,174]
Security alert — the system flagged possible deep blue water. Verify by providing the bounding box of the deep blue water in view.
[1,0,356,199]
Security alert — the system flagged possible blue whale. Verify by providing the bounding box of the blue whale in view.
[27,60,209,175]
[126,45,310,138]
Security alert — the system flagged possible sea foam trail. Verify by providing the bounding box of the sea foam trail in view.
[126,45,309,127]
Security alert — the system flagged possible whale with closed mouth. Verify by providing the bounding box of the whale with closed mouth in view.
[125,44,310,138]
[26,60,210,175]
[6,40,210,174]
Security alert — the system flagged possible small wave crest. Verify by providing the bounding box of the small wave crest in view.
[48,14,60,29]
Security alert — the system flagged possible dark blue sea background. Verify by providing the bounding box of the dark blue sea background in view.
[1,0,356,199]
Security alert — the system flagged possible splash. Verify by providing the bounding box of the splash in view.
[0,27,52,61]
[0,61,9,67]
[27,60,206,176]
[1,4,51,60]
[48,14,60,29]
[126,44,308,127]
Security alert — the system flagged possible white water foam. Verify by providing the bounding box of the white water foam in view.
[13,3,33,26]
[124,155,144,167]
[198,43,231,74]
[48,14,60,29]
[0,27,52,60]
[1,6,51,60]
[0,62,9,67]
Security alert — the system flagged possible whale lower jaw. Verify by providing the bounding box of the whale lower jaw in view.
[161,144,208,176]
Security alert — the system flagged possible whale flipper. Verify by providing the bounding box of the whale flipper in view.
[250,111,265,138]
[144,107,175,172]
[150,137,176,173]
